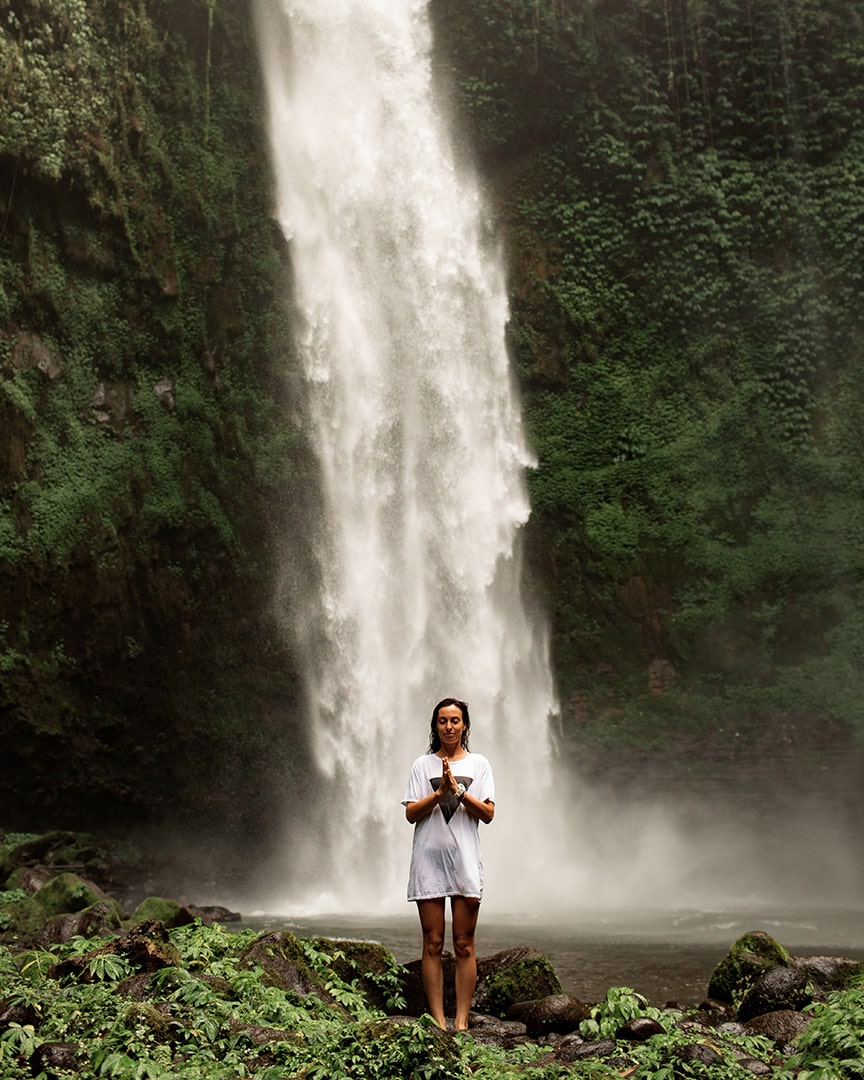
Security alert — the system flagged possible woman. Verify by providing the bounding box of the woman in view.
[402,697,495,1030]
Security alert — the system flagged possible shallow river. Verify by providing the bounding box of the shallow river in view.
[237,906,864,1006]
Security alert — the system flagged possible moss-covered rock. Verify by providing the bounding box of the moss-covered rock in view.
[47,918,181,982]
[131,896,194,929]
[31,873,104,919]
[1,833,86,878]
[0,891,46,935]
[38,900,124,945]
[476,948,564,1018]
[310,938,407,1012]
[331,1017,461,1075]
[239,931,336,1006]
[5,866,55,895]
[403,944,563,1020]
[123,1002,173,1044]
[117,920,183,973]
[707,931,791,1004]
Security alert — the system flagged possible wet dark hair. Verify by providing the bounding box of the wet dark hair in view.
[428,697,471,753]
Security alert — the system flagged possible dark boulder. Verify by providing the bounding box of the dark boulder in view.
[743,1009,812,1047]
[794,955,863,993]
[37,900,123,946]
[506,993,590,1035]
[672,1041,720,1066]
[187,904,241,924]
[549,1033,584,1062]
[555,1037,617,1063]
[0,999,41,1032]
[716,1020,747,1037]
[616,1015,666,1041]
[737,954,863,1021]
[697,998,736,1020]
[463,1012,528,1047]
[738,1057,774,1075]
[737,964,812,1020]
[402,952,453,1017]
[29,1041,80,1077]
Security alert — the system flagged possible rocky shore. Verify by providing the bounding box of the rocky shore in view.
[1,831,862,1078]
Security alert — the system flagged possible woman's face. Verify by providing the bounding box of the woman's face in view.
[436,703,466,755]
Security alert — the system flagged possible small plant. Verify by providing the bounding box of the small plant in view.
[579,985,667,1039]
[0,1023,41,1066]
[367,954,409,1012]
[86,952,134,982]
[779,985,864,1080]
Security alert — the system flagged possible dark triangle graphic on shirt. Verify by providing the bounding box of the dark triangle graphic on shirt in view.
[430,776,473,824]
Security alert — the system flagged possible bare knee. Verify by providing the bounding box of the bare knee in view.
[422,929,445,958]
[453,933,475,961]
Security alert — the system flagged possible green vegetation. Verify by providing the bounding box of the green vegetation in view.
[783,986,864,1080]
[0,0,303,833]
[579,986,664,1040]
[0,853,858,1080]
[3,919,851,1080]
[431,0,864,768]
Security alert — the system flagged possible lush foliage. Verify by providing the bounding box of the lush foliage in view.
[0,921,548,1080]
[431,0,864,770]
[0,0,303,833]
[779,983,864,1080]
[0,921,836,1080]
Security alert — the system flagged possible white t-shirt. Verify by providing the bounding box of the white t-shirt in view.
[402,752,495,902]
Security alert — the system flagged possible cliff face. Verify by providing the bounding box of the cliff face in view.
[0,0,304,836]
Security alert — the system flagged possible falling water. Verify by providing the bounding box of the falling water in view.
[254,0,559,912]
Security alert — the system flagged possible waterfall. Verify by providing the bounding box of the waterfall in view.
[254,0,559,913]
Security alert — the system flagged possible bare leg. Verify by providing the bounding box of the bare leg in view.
[416,898,447,1029]
[451,895,480,1030]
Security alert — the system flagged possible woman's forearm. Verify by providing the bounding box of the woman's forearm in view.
[462,792,495,824]
[405,790,442,823]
